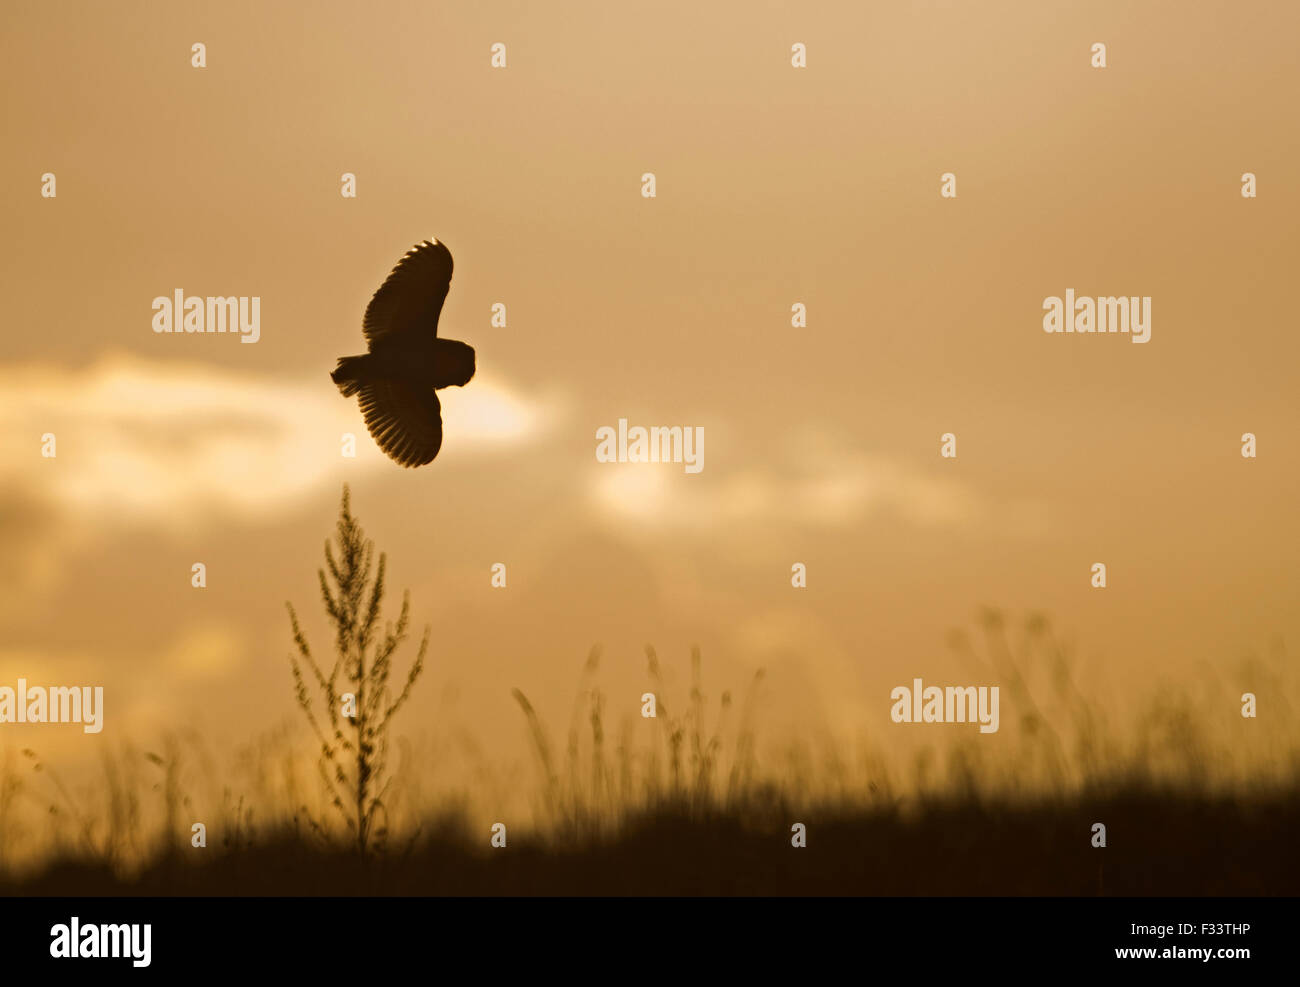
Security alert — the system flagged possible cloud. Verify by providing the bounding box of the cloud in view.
[0,353,560,529]
[587,435,982,530]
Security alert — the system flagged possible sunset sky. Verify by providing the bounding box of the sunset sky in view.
[1,0,1297,776]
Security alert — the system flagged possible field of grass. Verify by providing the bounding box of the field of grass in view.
[2,611,1296,895]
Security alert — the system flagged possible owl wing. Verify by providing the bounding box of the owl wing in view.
[357,379,443,467]
[362,239,454,346]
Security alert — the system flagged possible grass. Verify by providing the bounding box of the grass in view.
[0,610,1296,895]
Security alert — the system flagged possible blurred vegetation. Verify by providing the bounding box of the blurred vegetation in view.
[0,607,1294,893]
[2,490,1293,893]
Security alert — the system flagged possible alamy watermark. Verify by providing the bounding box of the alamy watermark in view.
[595,419,704,474]
[152,290,260,343]
[50,917,150,967]
[1043,290,1151,344]
[0,679,103,733]
[890,678,1000,734]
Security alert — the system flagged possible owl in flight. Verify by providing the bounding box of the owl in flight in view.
[331,239,476,467]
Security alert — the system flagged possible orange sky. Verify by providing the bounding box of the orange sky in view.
[1,0,1297,773]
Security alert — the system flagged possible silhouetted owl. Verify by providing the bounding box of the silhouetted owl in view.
[331,239,476,467]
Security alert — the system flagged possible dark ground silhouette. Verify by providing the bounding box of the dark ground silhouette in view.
[6,786,1296,896]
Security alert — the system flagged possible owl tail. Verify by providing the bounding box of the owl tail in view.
[331,354,372,398]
